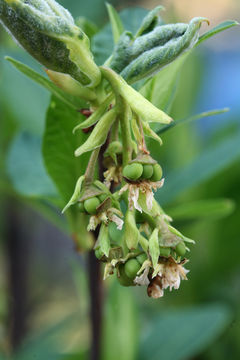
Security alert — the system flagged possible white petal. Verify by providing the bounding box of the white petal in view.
[134,267,150,286]
[111,214,124,230]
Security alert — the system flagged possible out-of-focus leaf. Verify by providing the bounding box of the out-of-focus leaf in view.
[197,20,239,46]
[102,280,139,360]
[106,3,124,44]
[158,108,229,134]
[139,304,232,360]
[157,131,240,205]
[6,132,57,198]
[6,57,85,109]
[42,96,89,203]
[167,198,235,221]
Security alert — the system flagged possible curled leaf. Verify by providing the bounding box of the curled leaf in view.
[62,175,85,213]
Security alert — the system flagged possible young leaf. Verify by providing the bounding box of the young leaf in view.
[167,198,235,221]
[197,20,239,46]
[149,228,159,270]
[135,5,164,37]
[106,2,124,44]
[5,57,85,109]
[74,107,117,157]
[62,175,85,213]
[158,108,229,135]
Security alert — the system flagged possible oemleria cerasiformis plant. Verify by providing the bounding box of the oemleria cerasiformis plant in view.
[0,0,238,298]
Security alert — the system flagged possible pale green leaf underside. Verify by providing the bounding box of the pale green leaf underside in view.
[197,20,239,46]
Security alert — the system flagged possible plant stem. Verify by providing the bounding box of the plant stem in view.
[119,97,132,167]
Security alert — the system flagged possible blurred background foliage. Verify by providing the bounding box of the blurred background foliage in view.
[0,0,240,359]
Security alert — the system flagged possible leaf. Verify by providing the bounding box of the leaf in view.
[6,57,85,109]
[167,198,235,221]
[102,280,139,360]
[158,108,230,134]
[106,3,124,44]
[197,20,239,46]
[135,5,164,37]
[74,107,117,157]
[1,0,101,86]
[139,304,232,360]
[42,96,89,203]
[99,223,111,257]
[121,17,209,84]
[62,175,85,213]
[6,132,57,198]
[149,228,159,269]
[157,131,240,205]
[142,121,163,145]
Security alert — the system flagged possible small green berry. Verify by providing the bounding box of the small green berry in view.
[175,242,186,256]
[84,197,100,215]
[117,264,134,286]
[99,193,108,203]
[124,259,141,279]
[123,163,143,181]
[151,164,163,182]
[136,253,148,265]
[142,164,153,179]
[160,247,171,257]
[78,202,85,212]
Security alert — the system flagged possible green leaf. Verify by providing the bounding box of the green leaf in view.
[102,280,139,360]
[157,131,240,205]
[7,132,57,198]
[1,0,101,86]
[158,108,229,134]
[6,56,85,109]
[99,223,111,257]
[106,3,124,44]
[42,96,89,203]
[74,107,117,157]
[124,210,140,250]
[135,5,164,37]
[167,198,235,221]
[139,304,232,360]
[149,228,159,269]
[197,20,239,46]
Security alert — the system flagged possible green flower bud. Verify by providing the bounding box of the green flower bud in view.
[136,253,148,265]
[0,0,101,87]
[124,259,141,279]
[84,197,100,215]
[175,242,186,256]
[151,164,163,182]
[141,164,153,179]
[77,202,85,212]
[117,264,134,287]
[123,163,143,181]
[160,247,171,257]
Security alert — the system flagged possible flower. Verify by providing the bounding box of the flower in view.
[104,166,122,188]
[87,207,123,231]
[119,179,164,212]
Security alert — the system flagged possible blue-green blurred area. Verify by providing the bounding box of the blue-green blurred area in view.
[0,0,240,359]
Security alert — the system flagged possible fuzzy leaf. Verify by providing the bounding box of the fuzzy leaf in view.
[106,3,124,44]
[135,5,164,37]
[0,0,100,86]
[5,56,85,109]
[121,17,209,84]
[74,107,117,157]
[149,228,159,269]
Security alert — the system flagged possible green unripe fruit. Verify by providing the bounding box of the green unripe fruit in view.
[175,242,186,256]
[99,193,108,203]
[78,202,85,212]
[84,197,100,215]
[124,259,141,279]
[117,264,134,287]
[160,247,171,257]
[151,164,163,182]
[142,164,153,179]
[123,163,143,181]
[136,253,148,265]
